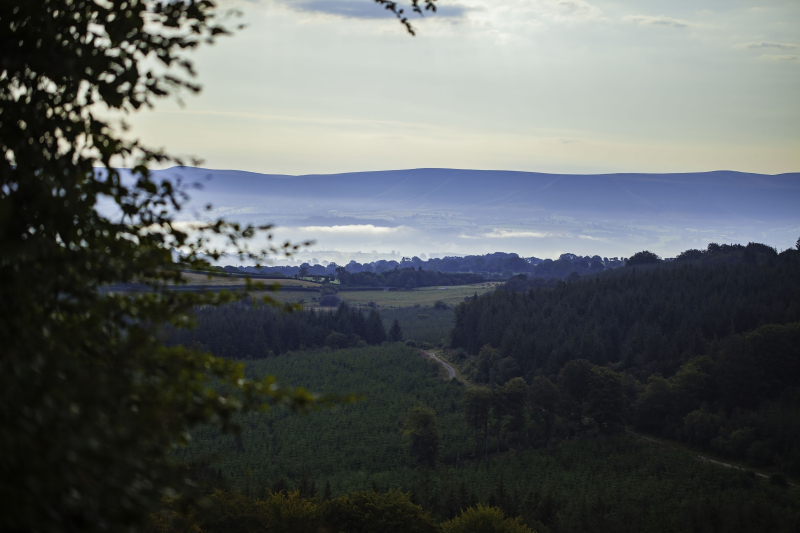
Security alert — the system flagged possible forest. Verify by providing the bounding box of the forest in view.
[160,240,800,532]
[452,242,800,378]
[450,242,800,474]
[167,302,389,357]
[165,343,800,533]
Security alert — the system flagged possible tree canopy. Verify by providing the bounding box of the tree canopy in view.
[625,250,661,266]
[403,404,441,468]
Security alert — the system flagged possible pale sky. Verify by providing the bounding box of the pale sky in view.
[130,0,800,176]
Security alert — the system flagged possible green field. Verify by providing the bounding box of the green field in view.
[180,271,321,288]
[379,305,455,345]
[253,282,499,309]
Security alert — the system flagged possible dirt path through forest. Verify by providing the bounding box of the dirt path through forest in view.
[422,350,457,380]
[626,429,796,486]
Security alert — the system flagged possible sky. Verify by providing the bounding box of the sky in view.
[126,0,799,263]
[130,0,800,176]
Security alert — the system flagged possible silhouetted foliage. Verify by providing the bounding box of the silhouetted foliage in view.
[1,2,331,532]
[625,250,661,266]
[230,251,627,282]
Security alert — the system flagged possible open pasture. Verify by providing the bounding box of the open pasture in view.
[338,283,498,308]
[256,282,500,309]
[180,271,321,288]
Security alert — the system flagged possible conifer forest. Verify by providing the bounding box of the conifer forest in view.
[161,241,800,532]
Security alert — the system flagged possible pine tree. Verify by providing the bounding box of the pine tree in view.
[389,319,404,342]
[366,309,387,344]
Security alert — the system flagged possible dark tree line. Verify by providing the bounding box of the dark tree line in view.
[633,321,800,473]
[169,302,387,358]
[449,241,800,474]
[451,321,800,474]
[458,358,630,462]
[225,251,628,281]
[451,242,800,380]
[335,267,484,289]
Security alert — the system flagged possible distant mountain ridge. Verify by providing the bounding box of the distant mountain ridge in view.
[150,167,800,261]
[156,167,799,220]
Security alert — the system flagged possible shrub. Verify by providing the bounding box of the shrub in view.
[325,332,349,349]
[441,505,535,533]
[324,490,437,533]
[319,294,342,307]
[770,473,788,487]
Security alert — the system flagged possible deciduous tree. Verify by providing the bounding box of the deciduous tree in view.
[441,504,535,533]
[464,386,493,461]
[530,376,560,448]
[403,404,441,468]
[558,359,594,434]
[586,366,627,433]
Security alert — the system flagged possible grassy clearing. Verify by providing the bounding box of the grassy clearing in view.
[251,282,499,309]
[181,271,322,288]
[339,284,497,308]
[379,306,455,345]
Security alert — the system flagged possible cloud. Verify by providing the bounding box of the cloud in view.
[461,229,552,239]
[624,14,690,28]
[293,224,404,234]
[758,55,800,63]
[280,0,469,19]
[578,234,610,243]
[553,0,604,21]
[450,0,605,37]
[736,41,798,51]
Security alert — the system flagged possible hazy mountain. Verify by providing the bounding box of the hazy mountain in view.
[152,167,800,262]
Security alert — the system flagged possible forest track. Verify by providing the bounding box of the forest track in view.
[626,429,796,487]
[422,350,457,380]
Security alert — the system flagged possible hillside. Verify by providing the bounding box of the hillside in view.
[149,167,800,260]
[450,245,800,379]
[154,167,799,224]
[174,345,800,532]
